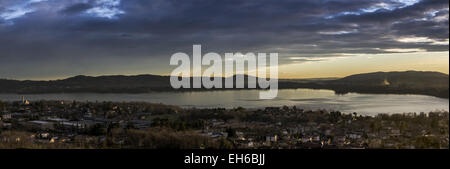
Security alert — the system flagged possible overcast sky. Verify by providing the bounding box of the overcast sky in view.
[0,0,448,80]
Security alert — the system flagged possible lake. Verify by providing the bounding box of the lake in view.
[0,89,448,116]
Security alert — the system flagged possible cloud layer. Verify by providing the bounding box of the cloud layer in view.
[0,0,448,79]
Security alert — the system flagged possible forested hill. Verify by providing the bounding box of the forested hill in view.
[331,71,448,87]
[0,71,448,98]
[315,71,449,98]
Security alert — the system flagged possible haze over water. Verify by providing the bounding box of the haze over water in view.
[0,89,448,116]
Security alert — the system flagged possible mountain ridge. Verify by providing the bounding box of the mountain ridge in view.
[0,71,448,98]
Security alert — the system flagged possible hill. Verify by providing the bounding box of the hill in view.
[0,74,172,93]
[0,71,448,98]
[320,71,449,98]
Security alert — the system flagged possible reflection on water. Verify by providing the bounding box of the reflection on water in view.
[0,89,448,115]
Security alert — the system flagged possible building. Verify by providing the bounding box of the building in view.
[24,120,54,130]
[61,121,97,129]
[1,114,12,120]
[266,135,278,142]
[47,118,69,122]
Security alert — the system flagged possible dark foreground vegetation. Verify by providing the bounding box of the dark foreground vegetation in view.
[0,100,448,149]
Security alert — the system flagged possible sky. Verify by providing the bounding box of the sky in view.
[0,0,448,80]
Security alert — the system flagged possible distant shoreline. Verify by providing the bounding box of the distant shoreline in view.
[0,86,448,99]
[1,71,448,98]
[1,89,448,116]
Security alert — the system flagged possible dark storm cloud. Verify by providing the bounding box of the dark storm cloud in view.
[60,3,93,15]
[391,20,449,40]
[337,0,448,23]
[0,0,448,79]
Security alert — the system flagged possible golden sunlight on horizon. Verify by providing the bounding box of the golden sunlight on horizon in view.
[14,51,449,81]
[278,51,449,79]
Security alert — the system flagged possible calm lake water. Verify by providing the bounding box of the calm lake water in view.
[0,89,448,115]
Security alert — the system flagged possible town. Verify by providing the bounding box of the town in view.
[0,98,448,149]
